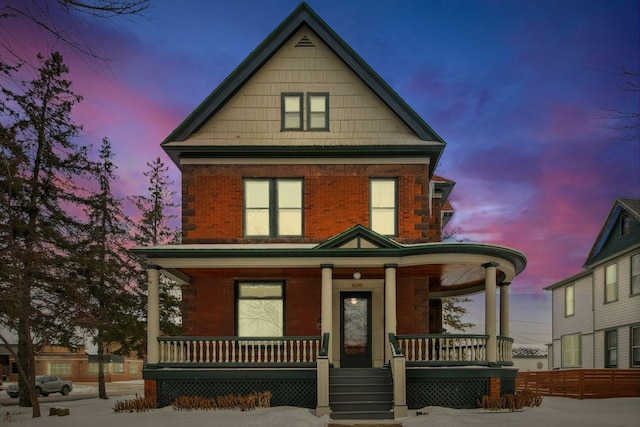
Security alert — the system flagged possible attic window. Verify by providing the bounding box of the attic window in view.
[295,36,315,47]
[621,214,629,235]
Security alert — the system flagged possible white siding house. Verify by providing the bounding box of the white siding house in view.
[545,198,640,370]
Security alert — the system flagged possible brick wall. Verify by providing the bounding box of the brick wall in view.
[183,267,441,337]
[181,163,435,243]
[181,268,322,337]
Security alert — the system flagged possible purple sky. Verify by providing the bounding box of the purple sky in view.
[3,0,638,344]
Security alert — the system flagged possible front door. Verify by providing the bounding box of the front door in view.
[340,292,372,368]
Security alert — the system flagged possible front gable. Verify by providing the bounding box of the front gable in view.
[314,224,402,250]
[190,27,420,147]
[584,198,640,267]
[162,2,445,175]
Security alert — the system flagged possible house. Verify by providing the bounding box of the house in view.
[1,344,143,383]
[512,344,547,372]
[545,198,640,370]
[131,3,527,419]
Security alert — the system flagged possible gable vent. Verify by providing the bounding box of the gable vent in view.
[295,36,315,47]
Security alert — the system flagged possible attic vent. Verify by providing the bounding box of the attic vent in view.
[295,36,315,47]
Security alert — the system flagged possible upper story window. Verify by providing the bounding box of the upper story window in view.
[244,179,303,237]
[282,93,303,130]
[621,214,629,236]
[631,254,640,296]
[605,263,617,303]
[370,178,397,236]
[565,284,574,317]
[307,93,329,130]
[236,281,284,337]
[281,92,329,131]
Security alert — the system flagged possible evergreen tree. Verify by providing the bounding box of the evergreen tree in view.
[76,138,137,399]
[0,52,91,416]
[122,158,181,357]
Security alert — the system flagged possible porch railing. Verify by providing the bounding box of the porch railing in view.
[395,334,513,366]
[157,336,322,367]
[497,335,514,364]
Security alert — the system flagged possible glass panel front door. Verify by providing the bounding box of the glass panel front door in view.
[340,292,372,368]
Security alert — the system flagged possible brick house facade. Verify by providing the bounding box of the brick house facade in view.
[132,3,527,419]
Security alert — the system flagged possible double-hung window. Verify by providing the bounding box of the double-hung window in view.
[307,93,329,130]
[282,93,303,130]
[605,329,617,368]
[605,264,617,303]
[244,179,303,237]
[565,285,574,317]
[237,282,284,337]
[370,179,397,236]
[562,333,581,368]
[631,254,640,296]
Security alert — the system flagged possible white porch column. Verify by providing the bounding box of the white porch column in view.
[483,262,499,364]
[320,264,333,362]
[384,264,398,363]
[147,266,161,366]
[499,282,511,337]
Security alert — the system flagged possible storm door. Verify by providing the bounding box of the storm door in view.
[340,292,372,368]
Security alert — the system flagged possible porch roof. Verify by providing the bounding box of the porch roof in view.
[131,238,526,297]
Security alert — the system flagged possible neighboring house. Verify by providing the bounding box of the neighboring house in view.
[2,345,143,383]
[131,3,527,419]
[545,198,640,370]
[512,345,547,372]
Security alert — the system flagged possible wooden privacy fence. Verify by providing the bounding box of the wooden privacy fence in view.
[516,369,640,399]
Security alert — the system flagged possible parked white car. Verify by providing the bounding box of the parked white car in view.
[6,375,73,398]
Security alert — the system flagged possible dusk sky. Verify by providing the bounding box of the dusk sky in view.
[2,0,638,344]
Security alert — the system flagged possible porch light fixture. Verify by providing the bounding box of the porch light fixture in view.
[353,269,361,280]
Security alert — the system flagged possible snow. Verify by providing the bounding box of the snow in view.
[2,394,639,427]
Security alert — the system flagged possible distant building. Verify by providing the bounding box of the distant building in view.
[512,344,547,372]
[2,344,143,383]
[545,198,640,369]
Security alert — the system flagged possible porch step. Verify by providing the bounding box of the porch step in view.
[329,368,394,420]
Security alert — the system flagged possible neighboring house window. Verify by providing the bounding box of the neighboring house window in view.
[632,326,640,368]
[621,214,629,235]
[307,93,329,130]
[244,179,303,237]
[113,362,124,374]
[632,254,640,296]
[282,93,303,130]
[88,361,110,375]
[237,282,284,337]
[49,362,71,376]
[565,285,574,317]
[605,329,617,368]
[370,178,397,236]
[605,264,617,303]
[562,334,581,368]
[130,363,138,376]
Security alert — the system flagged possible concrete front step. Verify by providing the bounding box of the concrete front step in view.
[330,409,395,420]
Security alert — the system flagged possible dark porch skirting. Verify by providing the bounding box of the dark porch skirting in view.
[406,367,518,409]
[144,368,317,408]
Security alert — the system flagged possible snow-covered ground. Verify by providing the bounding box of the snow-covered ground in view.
[2,394,638,427]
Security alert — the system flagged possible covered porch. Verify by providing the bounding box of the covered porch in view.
[133,226,526,418]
